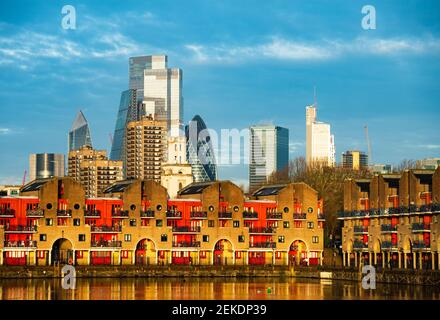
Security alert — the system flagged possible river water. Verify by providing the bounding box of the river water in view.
[0,277,439,300]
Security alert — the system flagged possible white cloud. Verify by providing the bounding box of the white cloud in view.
[0,128,11,135]
[420,144,440,149]
[185,36,440,64]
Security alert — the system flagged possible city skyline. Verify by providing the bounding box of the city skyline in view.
[1,0,440,189]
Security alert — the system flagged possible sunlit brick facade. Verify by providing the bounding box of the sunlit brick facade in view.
[339,167,440,270]
[0,177,324,266]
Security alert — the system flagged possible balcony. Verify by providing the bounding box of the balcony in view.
[0,208,15,217]
[353,241,368,250]
[218,212,232,219]
[91,240,122,248]
[166,210,182,219]
[243,211,258,219]
[90,225,122,233]
[190,211,208,219]
[411,223,430,232]
[381,241,398,250]
[413,241,430,250]
[317,213,325,220]
[293,213,307,220]
[172,226,201,233]
[140,210,155,218]
[57,209,72,217]
[353,225,369,234]
[172,241,201,248]
[112,210,129,218]
[266,212,283,220]
[248,227,275,234]
[381,224,398,233]
[4,225,37,233]
[84,209,101,218]
[249,242,276,249]
[26,209,44,218]
[4,240,37,248]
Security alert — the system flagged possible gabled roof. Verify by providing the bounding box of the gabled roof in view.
[178,181,215,195]
[253,184,288,197]
[103,180,137,193]
[21,179,52,193]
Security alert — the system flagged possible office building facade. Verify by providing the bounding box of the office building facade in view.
[29,153,65,181]
[342,150,369,170]
[249,125,289,192]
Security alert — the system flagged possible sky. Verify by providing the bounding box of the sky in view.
[0,0,439,189]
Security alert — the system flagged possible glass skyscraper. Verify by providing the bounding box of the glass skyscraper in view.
[29,153,65,181]
[185,115,217,182]
[68,110,92,152]
[249,125,289,192]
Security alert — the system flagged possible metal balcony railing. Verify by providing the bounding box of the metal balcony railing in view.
[26,209,44,217]
[249,242,276,249]
[411,223,430,232]
[166,210,182,218]
[381,241,398,249]
[91,240,122,248]
[172,241,201,248]
[218,212,232,219]
[4,225,37,233]
[0,208,15,217]
[4,240,37,248]
[248,227,275,234]
[293,213,307,220]
[190,211,208,219]
[57,209,72,217]
[90,225,122,233]
[381,224,398,232]
[413,241,430,249]
[140,210,155,218]
[353,241,368,249]
[172,226,201,233]
[243,211,258,219]
[84,209,101,217]
[112,210,129,218]
[353,225,368,233]
[266,212,283,220]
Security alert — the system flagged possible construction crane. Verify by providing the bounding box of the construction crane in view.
[364,125,372,165]
[22,170,27,186]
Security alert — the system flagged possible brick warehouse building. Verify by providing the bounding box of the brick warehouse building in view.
[339,167,440,270]
[0,177,324,266]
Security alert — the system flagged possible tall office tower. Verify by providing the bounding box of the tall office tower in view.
[110,89,140,161]
[128,55,183,137]
[305,104,335,167]
[161,136,193,198]
[249,125,289,192]
[68,110,92,152]
[68,145,123,198]
[342,150,368,170]
[29,153,65,181]
[125,116,167,182]
[185,115,218,182]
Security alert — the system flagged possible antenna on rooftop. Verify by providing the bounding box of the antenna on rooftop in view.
[313,85,317,109]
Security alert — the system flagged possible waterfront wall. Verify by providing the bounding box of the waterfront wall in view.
[0,265,439,286]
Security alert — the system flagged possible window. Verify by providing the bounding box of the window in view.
[124,234,131,242]
[130,204,136,211]
[208,220,214,227]
[74,204,80,210]
[203,235,209,242]
[233,221,240,228]
[40,234,47,241]
[307,222,314,229]
[312,236,319,243]
[283,207,289,213]
[78,234,86,242]
[278,236,285,243]
[130,219,137,227]
[161,234,167,242]
[238,235,245,242]
[156,219,163,227]
[73,219,80,226]
[45,218,53,226]
[46,203,52,210]
[283,221,290,228]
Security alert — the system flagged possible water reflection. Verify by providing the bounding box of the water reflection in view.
[0,278,439,300]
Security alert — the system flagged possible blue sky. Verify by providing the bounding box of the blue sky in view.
[0,0,439,188]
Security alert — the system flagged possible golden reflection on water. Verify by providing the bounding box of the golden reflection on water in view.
[0,278,439,300]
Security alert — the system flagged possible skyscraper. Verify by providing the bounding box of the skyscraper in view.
[305,104,335,167]
[249,125,289,192]
[68,145,123,198]
[29,153,65,181]
[342,150,368,170]
[185,115,218,183]
[68,110,92,152]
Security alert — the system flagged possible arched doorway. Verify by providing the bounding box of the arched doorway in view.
[213,239,233,265]
[135,239,156,265]
[288,240,307,266]
[373,239,382,267]
[51,238,73,265]
[403,237,413,269]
